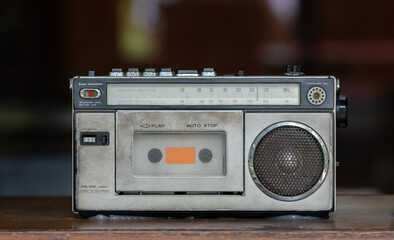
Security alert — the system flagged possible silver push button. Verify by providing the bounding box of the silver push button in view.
[143,68,157,77]
[176,70,199,76]
[126,68,140,77]
[109,68,124,77]
[80,88,102,99]
[202,68,216,76]
[159,68,174,77]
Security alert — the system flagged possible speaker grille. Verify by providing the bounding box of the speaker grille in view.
[249,122,328,201]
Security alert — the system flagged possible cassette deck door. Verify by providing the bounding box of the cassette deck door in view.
[115,110,243,193]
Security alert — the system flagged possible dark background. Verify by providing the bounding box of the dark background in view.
[0,0,393,195]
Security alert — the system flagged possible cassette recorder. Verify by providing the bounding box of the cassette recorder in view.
[71,66,348,217]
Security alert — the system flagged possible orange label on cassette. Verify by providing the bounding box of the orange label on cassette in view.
[166,147,195,164]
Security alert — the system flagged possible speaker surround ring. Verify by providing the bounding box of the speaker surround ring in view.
[248,121,329,202]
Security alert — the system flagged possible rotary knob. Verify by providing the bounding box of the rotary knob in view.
[336,95,348,128]
[284,65,305,76]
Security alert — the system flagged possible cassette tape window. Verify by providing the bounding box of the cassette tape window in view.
[132,132,226,177]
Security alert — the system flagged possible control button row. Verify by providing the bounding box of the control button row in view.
[108,68,217,77]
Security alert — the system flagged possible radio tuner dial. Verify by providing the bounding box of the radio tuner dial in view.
[307,86,326,105]
[336,95,348,128]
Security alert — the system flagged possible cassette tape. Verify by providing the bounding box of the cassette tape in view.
[71,66,348,217]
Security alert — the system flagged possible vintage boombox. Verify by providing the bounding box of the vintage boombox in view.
[70,66,347,217]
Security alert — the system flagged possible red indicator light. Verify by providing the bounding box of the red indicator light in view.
[80,89,101,99]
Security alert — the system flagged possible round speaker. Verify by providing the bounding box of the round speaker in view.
[248,122,329,201]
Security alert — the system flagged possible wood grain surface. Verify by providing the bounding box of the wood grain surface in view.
[0,195,393,239]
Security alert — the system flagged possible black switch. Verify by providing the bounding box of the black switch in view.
[101,136,108,145]
[80,132,109,146]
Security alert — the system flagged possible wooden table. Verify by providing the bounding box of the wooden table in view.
[0,195,393,239]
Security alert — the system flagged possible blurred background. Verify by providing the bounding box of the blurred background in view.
[0,0,393,196]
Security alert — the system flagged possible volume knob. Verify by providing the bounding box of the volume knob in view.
[336,95,348,128]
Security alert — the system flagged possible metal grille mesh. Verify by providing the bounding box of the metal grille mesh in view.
[253,126,325,197]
